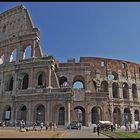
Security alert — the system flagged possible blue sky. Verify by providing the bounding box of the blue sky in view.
[1,2,140,64]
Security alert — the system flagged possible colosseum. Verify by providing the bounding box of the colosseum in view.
[0,5,139,128]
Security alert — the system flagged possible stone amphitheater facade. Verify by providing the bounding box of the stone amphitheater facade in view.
[0,5,140,128]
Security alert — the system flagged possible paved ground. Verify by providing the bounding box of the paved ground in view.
[0,126,110,138]
[0,126,65,138]
[62,126,110,138]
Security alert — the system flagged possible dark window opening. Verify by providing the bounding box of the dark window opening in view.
[38,74,43,86]
[123,83,129,99]
[9,77,13,91]
[112,83,119,98]
[22,74,29,89]
[3,25,6,32]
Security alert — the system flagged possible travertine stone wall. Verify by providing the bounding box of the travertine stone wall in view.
[0,5,140,128]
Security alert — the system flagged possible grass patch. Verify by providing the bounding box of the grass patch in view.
[103,131,140,138]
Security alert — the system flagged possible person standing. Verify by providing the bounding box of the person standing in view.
[33,122,36,131]
[97,124,100,136]
[2,121,5,128]
[45,124,48,131]
[111,124,113,132]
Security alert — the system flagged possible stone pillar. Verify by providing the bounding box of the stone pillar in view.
[0,80,1,95]
[119,86,123,99]
[1,71,5,95]
[29,68,34,90]
[120,108,124,126]
[137,88,140,102]
[13,71,18,93]
[45,102,48,124]
[130,108,135,129]
[85,105,91,127]
[129,88,133,101]
[10,110,14,123]
[20,47,24,61]
[31,39,36,58]
[47,101,52,122]
[118,70,122,80]
[85,71,91,92]
[16,43,20,62]
[108,84,113,99]
[26,103,32,126]
[67,102,71,125]
[4,46,8,64]
[48,65,52,88]
[14,107,18,127]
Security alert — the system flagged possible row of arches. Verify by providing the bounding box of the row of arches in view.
[59,76,138,100]
[59,76,108,92]
[2,104,102,126]
[112,82,138,100]
[2,71,139,101]
[113,107,139,125]
[4,72,46,91]
[0,46,32,65]
[3,104,140,126]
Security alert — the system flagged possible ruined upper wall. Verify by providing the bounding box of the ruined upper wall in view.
[0,5,43,63]
[80,57,140,76]
[0,5,39,45]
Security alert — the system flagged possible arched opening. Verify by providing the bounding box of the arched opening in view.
[113,107,121,125]
[3,106,11,121]
[135,110,139,121]
[0,54,4,65]
[101,81,108,92]
[75,109,82,123]
[73,81,84,89]
[91,106,102,124]
[37,72,46,88]
[38,74,43,86]
[110,71,118,80]
[17,105,27,123]
[10,49,17,62]
[22,74,29,89]
[34,105,45,125]
[74,106,85,125]
[123,83,129,99]
[23,45,31,59]
[9,77,13,91]
[73,75,85,89]
[5,75,14,91]
[112,82,119,98]
[58,107,65,125]
[124,108,131,124]
[132,84,137,100]
[59,76,68,87]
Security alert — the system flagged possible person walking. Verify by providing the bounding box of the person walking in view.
[40,122,43,131]
[49,122,52,131]
[97,124,100,136]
